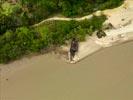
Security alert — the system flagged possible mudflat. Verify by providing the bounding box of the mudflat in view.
[1,41,133,100]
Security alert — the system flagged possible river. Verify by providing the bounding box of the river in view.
[1,41,133,100]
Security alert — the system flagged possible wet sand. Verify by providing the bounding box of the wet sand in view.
[0,41,133,100]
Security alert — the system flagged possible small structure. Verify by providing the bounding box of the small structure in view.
[96,30,106,38]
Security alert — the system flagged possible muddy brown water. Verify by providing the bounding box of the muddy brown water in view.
[1,41,133,100]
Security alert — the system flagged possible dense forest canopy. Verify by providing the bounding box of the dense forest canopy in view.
[0,0,124,34]
[20,0,124,22]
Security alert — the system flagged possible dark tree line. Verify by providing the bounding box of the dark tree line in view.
[0,0,124,35]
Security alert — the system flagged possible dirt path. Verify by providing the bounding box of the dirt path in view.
[33,14,95,27]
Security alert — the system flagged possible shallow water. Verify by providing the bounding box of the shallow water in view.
[1,41,133,100]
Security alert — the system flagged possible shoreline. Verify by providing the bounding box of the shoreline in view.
[1,35,133,77]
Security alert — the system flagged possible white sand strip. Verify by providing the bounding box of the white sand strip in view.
[72,37,102,63]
